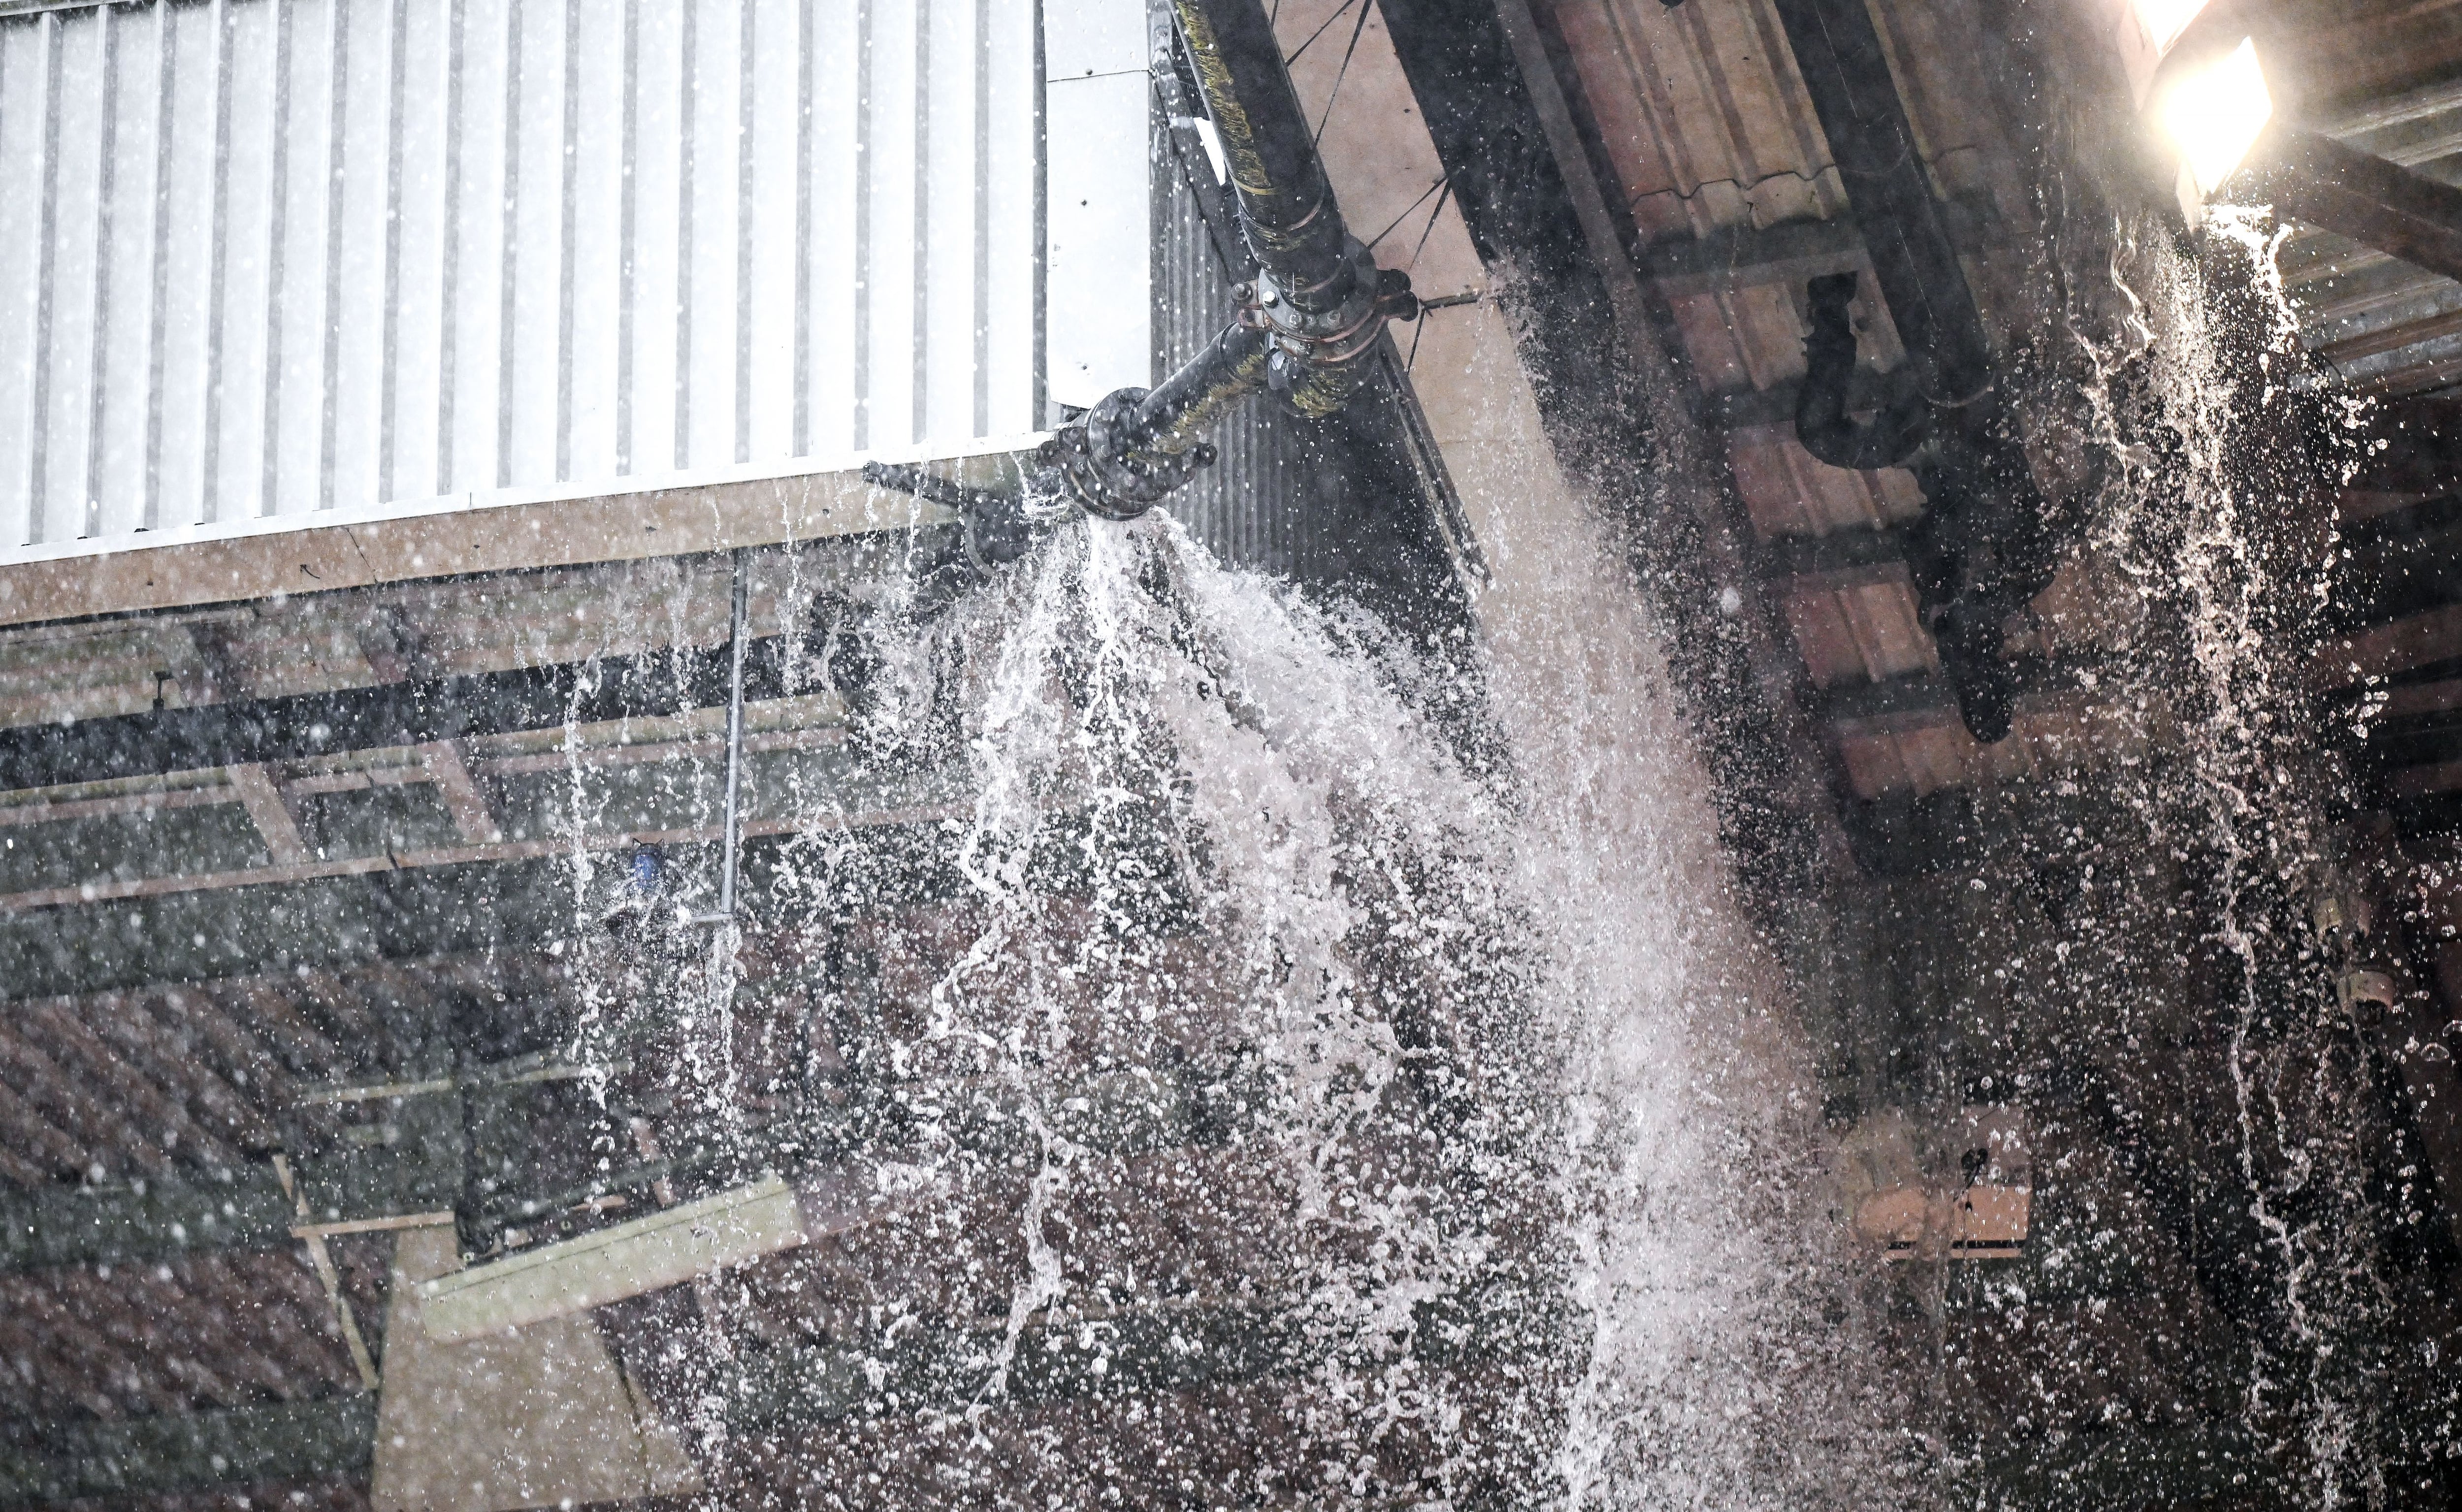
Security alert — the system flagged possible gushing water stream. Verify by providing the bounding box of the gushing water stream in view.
[537,185,2423,1510]
[678,495,1873,1508]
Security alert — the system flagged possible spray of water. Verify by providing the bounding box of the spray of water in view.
[2064,196,2386,1504]
[667,486,1880,1507]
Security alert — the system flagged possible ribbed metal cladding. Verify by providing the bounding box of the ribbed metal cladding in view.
[1152,108,1317,581]
[0,0,1042,554]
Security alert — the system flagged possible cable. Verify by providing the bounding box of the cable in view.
[1312,0,1376,150]
[1283,0,1358,67]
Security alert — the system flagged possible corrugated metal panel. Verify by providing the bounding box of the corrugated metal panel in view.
[0,0,1048,556]
[1150,37,1314,580]
[1045,0,1155,410]
[2286,76,2462,397]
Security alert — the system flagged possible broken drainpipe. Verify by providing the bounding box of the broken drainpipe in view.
[1796,274,2056,744]
[1772,0,2068,744]
[864,0,1421,547]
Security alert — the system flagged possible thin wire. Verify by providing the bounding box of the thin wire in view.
[1366,175,1445,253]
[1283,0,1357,66]
[1405,176,1454,274]
[1405,176,1454,370]
[1311,0,1374,149]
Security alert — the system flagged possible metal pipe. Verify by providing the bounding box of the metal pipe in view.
[861,0,1415,528]
[1796,272,1936,471]
[712,549,749,921]
[1768,0,1993,406]
[1126,319,1275,457]
[1169,0,1349,311]
[1769,0,2062,744]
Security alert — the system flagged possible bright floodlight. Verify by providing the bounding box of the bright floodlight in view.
[2155,36,2274,200]
[2115,0,2213,101]
[2130,0,2211,58]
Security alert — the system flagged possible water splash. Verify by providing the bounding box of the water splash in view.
[706,494,1872,1507]
[2064,194,2385,1505]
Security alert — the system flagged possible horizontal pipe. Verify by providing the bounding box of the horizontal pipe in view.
[1125,321,1274,458]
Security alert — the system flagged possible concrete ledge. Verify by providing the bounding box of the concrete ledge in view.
[0,1397,376,1508]
[0,437,1036,629]
[417,1176,809,1343]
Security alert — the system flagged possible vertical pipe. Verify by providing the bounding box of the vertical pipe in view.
[713,548,749,922]
[1170,0,1347,311]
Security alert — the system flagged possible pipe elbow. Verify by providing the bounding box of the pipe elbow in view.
[1794,274,1931,471]
[1795,386,1935,473]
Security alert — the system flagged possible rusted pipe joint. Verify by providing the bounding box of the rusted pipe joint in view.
[1247,239,1417,417]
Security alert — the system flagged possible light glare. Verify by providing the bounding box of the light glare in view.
[2130,0,2211,57]
[2115,0,2213,101]
[2156,36,2274,199]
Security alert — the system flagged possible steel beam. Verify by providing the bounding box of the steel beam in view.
[2248,126,2462,286]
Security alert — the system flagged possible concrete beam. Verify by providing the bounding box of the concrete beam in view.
[0,1397,376,1509]
[0,447,1007,630]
